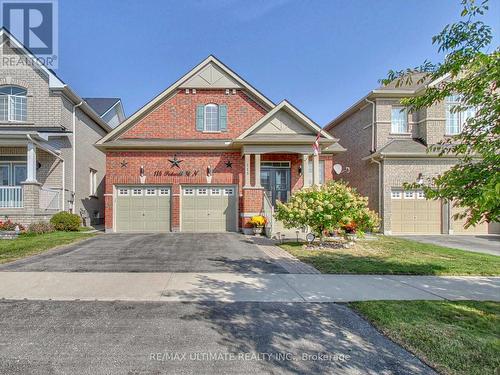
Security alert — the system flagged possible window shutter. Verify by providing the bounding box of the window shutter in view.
[219,104,227,132]
[196,105,204,131]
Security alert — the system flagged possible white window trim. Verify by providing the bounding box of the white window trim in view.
[89,169,97,196]
[416,190,426,199]
[0,87,28,123]
[210,188,221,196]
[183,188,194,196]
[145,188,156,196]
[391,190,402,199]
[391,106,409,134]
[204,104,220,132]
[118,188,129,196]
[223,187,235,196]
[132,188,143,196]
[159,188,170,196]
[404,191,415,199]
[197,188,208,196]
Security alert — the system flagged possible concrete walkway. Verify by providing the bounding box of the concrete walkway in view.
[0,272,498,302]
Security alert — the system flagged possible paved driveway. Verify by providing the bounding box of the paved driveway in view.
[0,300,434,374]
[0,233,287,273]
[401,235,500,256]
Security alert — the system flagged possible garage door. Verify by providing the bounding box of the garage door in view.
[391,189,442,234]
[181,186,237,232]
[115,186,171,232]
[451,206,489,234]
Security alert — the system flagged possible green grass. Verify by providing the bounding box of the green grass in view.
[279,236,500,275]
[350,301,500,375]
[0,231,96,264]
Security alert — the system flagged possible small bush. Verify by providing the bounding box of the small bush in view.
[249,215,266,227]
[50,211,81,231]
[0,220,25,231]
[28,221,55,234]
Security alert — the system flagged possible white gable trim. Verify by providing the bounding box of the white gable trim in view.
[236,100,334,140]
[97,55,275,144]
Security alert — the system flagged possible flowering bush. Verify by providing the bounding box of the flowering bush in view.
[274,181,380,239]
[249,215,266,227]
[0,220,25,231]
[28,221,55,234]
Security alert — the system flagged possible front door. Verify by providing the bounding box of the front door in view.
[261,167,291,206]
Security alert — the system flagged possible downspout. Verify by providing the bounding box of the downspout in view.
[365,98,376,152]
[371,158,382,216]
[72,101,83,213]
[27,134,65,210]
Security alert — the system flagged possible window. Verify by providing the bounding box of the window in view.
[0,86,27,122]
[118,188,129,196]
[416,190,425,199]
[89,169,97,196]
[183,188,194,196]
[307,160,325,185]
[391,106,408,133]
[391,190,402,199]
[204,104,219,132]
[0,162,27,186]
[223,187,234,196]
[210,187,221,196]
[446,95,476,135]
[159,188,170,196]
[404,191,415,199]
[261,161,291,168]
[132,188,143,196]
[145,188,156,196]
[197,188,208,196]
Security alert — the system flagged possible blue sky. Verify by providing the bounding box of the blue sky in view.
[56,0,499,126]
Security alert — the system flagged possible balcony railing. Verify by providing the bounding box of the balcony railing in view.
[39,188,60,210]
[0,186,23,208]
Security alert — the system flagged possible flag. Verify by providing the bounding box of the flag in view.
[313,132,321,156]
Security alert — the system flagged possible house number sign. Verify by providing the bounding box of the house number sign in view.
[153,170,200,177]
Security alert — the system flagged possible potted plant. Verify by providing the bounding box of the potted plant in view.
[248,215,266,235]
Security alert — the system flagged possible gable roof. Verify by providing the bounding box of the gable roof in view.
[236,100,335,141]
[97,55,275,145]
[0,28,112,133]
[84,98,121,116]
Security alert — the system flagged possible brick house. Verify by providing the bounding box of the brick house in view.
[0,28,117,226]
[325,74,499,235]
[96,56,345,233]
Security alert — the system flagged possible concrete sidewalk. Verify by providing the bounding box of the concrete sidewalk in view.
[0,272,498,302]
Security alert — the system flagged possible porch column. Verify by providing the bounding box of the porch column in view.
[312,153,320,185]
[254,154,261,188]
[26,141,38,183]
[244,153,251,188]
[302,154,310,188]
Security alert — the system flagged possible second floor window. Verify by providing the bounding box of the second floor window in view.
[204,104,219,131]
[0,86,27,122]
[391,106,408,133]
[446,95,475,135]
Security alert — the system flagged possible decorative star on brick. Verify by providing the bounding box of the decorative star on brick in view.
[120,160,128,168]
[225,160,233,168]
[169,155,183,168]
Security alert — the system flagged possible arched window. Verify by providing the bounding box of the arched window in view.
[204,104,219,132]
[0,86,27,122]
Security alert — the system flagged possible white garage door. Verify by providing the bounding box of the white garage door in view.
[391,189,442,234]
[115,186,171,232]
[181,186,237,232]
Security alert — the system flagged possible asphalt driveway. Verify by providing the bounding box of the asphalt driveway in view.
[401,235,500,256]
[0,233,287,273]
[0,300,434,374]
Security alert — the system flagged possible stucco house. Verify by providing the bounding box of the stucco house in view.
[96,56,345,233]
[0,28,116,226]
[325,74,499,235]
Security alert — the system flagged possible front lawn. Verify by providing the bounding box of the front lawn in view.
[350,301,500,375]
[0,231,96,264]
[279,236,500,275]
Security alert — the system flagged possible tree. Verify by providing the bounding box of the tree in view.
[381,0,499,227]
[274,181,380,239]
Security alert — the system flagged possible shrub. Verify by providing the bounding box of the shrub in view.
[249,215,266,227]
[0,220,25,231]
[50,211,81,231]
[275,181,380,239]
[28,221,55,234]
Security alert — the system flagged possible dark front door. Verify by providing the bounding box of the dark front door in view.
[261,167,291,206]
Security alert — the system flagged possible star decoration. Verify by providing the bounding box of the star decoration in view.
[120,160,128,168]
[225,160,233,168]
[169,155,183,168]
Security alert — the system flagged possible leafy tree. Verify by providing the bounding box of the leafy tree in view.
[274,181,380,239]
[381,0,499,227]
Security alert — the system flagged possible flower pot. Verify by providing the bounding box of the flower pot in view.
[253,226,263,235]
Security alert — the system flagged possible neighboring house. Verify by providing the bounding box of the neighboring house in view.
[325,74,499,235]
[84,98,125,128]
[96,55,344,233]
[0,28,112,226]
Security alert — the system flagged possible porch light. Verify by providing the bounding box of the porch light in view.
[298,165,302,176]
[206,165,212,177]
[140,166,145,177]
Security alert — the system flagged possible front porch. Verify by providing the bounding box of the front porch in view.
[0,138,65,225]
